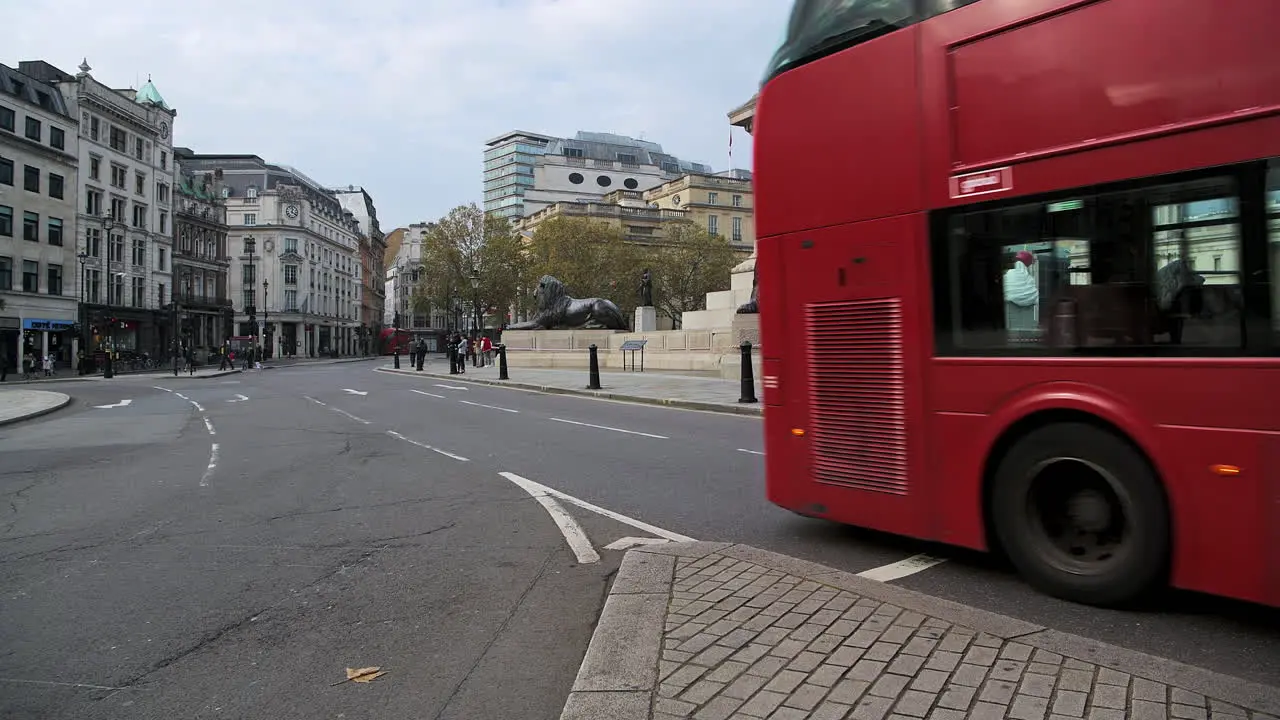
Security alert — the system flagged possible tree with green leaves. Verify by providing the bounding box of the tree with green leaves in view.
[525,216,642,320]
[410,203,528,331]
[648,221,742,328]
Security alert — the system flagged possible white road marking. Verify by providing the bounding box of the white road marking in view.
[200,443,220,487]
[434,384,468,391]
[220,380,241,384]
[459,399,518,414]
[153,386,173,393]
[0,678,132,691]
[94,399,132,409]
[304,396,327,406]
[385,430,469,462]
[500,472,600,564]
[343,388,368,396]
[174,393,189,401]
[856,554,947,582]
[203,417,216,435]
[330,407,370,425]
[410,389,446,399]
[548,417,667,439]
[188,400,205,412]
[737,448,764,456]
[604,537,671,551]
[498,472,695,543]
[227,394,249,403]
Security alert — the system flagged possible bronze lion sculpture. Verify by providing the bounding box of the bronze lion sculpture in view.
[508,275,628,330]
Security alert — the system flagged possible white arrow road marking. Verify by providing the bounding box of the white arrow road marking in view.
[500,472,600,564]
[433,384,468,391]
[200,443,220,487]
[386,430,469,462]
[548,417,667,439]
[94,399,132,409]
[342,388,368,396]
[499,472,694,543]
[410,389,446,399]
[736,448,764,456]
[604,537,671,551]
[227,394,249,403]
[856,554,947,582]
[458,400,518,414]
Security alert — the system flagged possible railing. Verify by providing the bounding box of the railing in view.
[538,203,688,222]
[174,292,233,306]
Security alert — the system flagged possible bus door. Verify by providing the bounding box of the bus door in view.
[782,215,929,539]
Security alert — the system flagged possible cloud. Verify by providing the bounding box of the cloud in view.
[9,0,789,228]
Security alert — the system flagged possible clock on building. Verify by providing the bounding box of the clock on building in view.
[159,121,170,139]
[285,204,300,219]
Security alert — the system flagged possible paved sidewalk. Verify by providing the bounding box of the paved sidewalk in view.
[0,389,72,426]
[375,362,762,416]
[562,543,1280,720]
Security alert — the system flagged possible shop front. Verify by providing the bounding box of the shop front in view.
[22,317,77,368]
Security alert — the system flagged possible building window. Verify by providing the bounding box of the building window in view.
[0,157,11,185]
[707,215,718,236]
[24,117,40,142]
[110,164,126,189]
[50,126,65,150]
[160,151,167,170]
[131,277,145,307]
[109,233,124,263]
[134,137,144,161]
[109,127,127,152]
[242,264,255,285]
[110,197,125,222]
[0,205,10,236]
[708,192,719,205]
[132,203,147,229]
[732,194,743,208]
[87,269,100,302]
[284,288,297,311]
[158,247,166,271]
[131,237,146,267]
[89,116,99,141]
[22,260,38,292]
[89,156,101,180]
[135,172,146,196]
[47,217,63,246]
[47,264,62,295]
[0,256,10,290]
[284,237,298,254]
[23,211,38,241]
[155,183,169,203]
[568,172,584,185]
[158,282,165,306]
[732,216,743,243]
[284,265,298,284]
[84,189,102,216]
[244,213,257,225]
[596,175,612,187]
[23,165,39,193]
[243,288,254,310]
[86,227,101,257]
[0,106,13,132]
[246,186,258,199]
[624,178,639,190]
[158,212,168,234]
[563,148,584,158]
[110,273,124,305]
[49,173,64,199]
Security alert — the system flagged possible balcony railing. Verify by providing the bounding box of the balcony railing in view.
[536,202,687,223]
[174,292,232,306]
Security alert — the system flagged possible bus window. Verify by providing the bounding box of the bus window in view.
[935,175,1250,355]
[764,0,915,82]
[1268,161,1280,342]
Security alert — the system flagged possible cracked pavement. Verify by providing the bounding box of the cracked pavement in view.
[0,369,638,720]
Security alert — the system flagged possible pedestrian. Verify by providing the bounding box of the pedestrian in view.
[456,335,467,374]
[480,336,493,366]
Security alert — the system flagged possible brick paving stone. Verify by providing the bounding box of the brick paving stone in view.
[607,550,1278,720]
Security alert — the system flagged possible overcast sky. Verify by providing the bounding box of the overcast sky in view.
[11,0,789,230]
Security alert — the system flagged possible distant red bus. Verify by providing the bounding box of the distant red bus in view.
[380,328,413,355]
[755,0,1278,607]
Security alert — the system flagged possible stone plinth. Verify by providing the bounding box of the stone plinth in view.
[732,312,761,347]
[680,260,757,331]
[496,327,759,380]
[634,306,657,332]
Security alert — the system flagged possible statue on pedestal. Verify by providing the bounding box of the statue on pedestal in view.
[736,256,759,314]
[507,275,628,330]
[638,268,654,307]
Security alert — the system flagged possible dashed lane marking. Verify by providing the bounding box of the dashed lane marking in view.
[386,430,469,462]
[410,389,446,399]
[458,399,518,414]
[548,417,667,439]
[200,443,220,487]
[736,448,764,456]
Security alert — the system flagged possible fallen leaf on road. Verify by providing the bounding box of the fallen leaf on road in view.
[344,667,386,683]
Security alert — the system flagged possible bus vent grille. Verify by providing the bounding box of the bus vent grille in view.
[804,298,908,495]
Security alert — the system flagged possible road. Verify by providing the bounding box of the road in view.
[1,361,1276,719]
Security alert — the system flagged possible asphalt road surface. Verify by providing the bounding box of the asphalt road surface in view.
[1,361,1276,719]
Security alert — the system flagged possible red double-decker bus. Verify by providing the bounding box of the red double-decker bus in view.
[380,328,413,355]
[755,0,1278,607]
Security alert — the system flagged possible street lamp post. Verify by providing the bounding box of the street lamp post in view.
[262,279,269,360]
[470,272,480,367]
[243,237,257,362]
[100,215,116,377]
[77,251,88,374]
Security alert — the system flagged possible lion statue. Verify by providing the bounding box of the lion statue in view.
[507,275,628,330]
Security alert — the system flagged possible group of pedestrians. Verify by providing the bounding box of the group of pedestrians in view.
[0,352,56,382]
[447,334,494,374]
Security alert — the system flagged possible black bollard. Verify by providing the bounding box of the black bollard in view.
[738,341,757,403]
[448,346,458,375]
[587,344,602,390]
[103,354,114,379]
[393,348,400,369]
[498,344,509,380]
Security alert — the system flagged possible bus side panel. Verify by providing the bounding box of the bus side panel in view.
[931,361,1275,605]
[754,27,923,238]
[767,217,931,539]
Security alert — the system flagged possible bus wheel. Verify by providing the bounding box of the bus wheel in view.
[991,422,1169,607]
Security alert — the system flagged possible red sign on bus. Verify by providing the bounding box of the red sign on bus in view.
[948,166,1013,199]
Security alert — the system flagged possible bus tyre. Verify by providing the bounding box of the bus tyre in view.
[991,422,1169,608]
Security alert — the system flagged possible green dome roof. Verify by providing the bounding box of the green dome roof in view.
[136,76,169,110]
